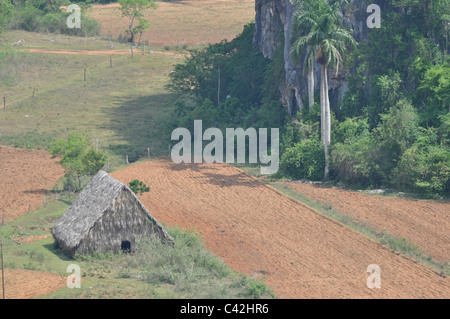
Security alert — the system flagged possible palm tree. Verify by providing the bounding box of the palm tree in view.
[291,0,356,180]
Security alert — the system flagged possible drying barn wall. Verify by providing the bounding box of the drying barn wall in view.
[75,189,163,255]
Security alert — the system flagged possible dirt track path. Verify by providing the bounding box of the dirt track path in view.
[287,182,450,262]
[111,160,450,298]
[21,48,185,58]
[0,146,65,221]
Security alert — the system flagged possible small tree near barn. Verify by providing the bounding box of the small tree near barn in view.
[129,179,150,196]
[50,132,107,190]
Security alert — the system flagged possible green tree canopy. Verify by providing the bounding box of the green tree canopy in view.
[118,0,157,43]
[129,179,150,196]
[0,0,12,32]
[50,132,107,189]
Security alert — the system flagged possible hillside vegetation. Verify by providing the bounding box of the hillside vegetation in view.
[167,0,450,198]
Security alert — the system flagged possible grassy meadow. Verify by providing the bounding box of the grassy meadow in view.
[0,30,181,165]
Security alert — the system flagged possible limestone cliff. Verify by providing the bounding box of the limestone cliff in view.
[254,0,389,114]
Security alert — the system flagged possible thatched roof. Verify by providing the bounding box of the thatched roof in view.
[51,170,172,254]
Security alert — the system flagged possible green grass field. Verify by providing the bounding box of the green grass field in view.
[0,31,182,165]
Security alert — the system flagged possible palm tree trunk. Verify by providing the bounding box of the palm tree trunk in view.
[320,65,325,146]
[308,68,315,108]
[320,64,331,180]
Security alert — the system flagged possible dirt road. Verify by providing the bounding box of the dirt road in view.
[22,48,185,58]
[111,160,450,298]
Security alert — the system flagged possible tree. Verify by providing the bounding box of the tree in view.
[290,0,356,180]
[135,17,150,46]
[50,132,107,189]
[118,0,157,43]
[129,179,150,196]
[0,0,12,33]
[416,62,450,126]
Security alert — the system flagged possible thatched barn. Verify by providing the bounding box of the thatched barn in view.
[51,170,173,256]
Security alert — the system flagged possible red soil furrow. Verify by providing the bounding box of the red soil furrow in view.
[0,269,65,299]
[286,182,450,262]
[0,146,65,221]
[111,160,450,298]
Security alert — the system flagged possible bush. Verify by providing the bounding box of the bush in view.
[416,62,450,127]
[332,117,370,145]
[280,138,325,181]
[331,133,381,188]
[375,99,421,180]
[130,227,231,289]
[9,2,100,36]
[394,142,450,197]
[128,179,150,195]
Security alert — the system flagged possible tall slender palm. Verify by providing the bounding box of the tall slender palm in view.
[291,0,356,180]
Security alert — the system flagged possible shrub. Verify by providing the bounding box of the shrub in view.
[375,99,420,181]
[280,138,325,181]
[9,2,100,36]
[128,179,150,195]
[333,117,370,145]
[133,227,231,288]
[394,143,450,197]
[331,133,381,188]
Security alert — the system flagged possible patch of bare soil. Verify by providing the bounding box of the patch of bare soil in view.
[0,269,65,299]
[111,160,450,298]
[287,182,450,262]
[14,234,50,245]
[87,0,255,47]
[0,145,65,221]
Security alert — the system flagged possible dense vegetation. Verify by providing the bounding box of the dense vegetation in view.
[331,0,450,196]
[167,23,286,134]
[168,1,449,198]
[1,0,448,197]
[4,0,100,36]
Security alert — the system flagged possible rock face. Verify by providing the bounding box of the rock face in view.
[254,0,388,114]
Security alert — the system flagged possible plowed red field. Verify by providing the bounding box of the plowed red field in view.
[0,145,65,221]
[0,269,65,299]
[111,160,450,298]
[287,182,450,262]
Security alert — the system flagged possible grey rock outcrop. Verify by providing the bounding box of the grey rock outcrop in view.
[254,0,388,114]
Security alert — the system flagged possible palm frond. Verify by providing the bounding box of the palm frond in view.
[290,0,356,69]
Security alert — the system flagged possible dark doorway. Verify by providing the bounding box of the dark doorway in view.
[121,240,131,252]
